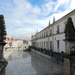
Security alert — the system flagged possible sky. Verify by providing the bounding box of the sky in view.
[0,0,75,40]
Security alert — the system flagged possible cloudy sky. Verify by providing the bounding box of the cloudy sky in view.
[0,0,75,40]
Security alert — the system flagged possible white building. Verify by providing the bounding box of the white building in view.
[31,9,75,53]
[4,37,24,50]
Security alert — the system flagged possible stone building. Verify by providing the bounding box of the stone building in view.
[4,37,24,50]
[31,9,75,52]
[23,40,31,49]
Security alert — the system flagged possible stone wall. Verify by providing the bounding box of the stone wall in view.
[31,49,51,59]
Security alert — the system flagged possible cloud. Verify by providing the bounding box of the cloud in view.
[54,0,70,11]
[69,0,75,9]
[46,10,72,23]
[7,25,42,40]
[0,0,75,40]
[41,1,55,16]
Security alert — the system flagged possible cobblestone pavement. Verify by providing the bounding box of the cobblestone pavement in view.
[6,50,64,75]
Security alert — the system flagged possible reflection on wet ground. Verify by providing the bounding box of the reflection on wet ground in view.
[6,50,64,75]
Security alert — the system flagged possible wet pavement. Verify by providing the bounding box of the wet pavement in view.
[6,50,64,75]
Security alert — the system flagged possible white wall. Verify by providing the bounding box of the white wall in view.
[31,10,75,53]
[71,15,75,27]
[54,34,65,52]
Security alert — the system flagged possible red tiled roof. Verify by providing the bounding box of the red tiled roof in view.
[23,40,31,43]
[6,37,10,40]
[6,37,29,41]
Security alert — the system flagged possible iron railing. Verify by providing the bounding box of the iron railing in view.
[29,46,64,64]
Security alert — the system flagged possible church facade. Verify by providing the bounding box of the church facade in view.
[31,9,75,52]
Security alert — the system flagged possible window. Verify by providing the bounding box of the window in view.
[57,26,59,34]
[40,34,41,38]
[44,32,45,37]
[64,21,67,25]
[50,29,52,36]
[64,21,67,32]
[50,41,52,50]
[46,41,48,49]
[46,31,48,37]
[40,42,41,48]
[57,40,60,52]
[42,42,43,48]
[41,34,42,38]
[44,42,45,48]
[42,33,43,38]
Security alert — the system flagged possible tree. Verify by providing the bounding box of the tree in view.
[0,15,7,42]
[9,41,12,47]
[64,17,75,41]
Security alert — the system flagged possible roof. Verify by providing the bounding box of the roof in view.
[33,9,75,36]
